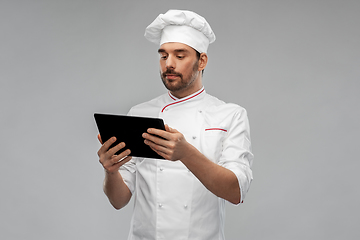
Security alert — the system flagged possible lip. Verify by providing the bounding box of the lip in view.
[165,74,179,80]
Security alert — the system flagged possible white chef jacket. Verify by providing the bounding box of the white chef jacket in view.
[119,87,253,240]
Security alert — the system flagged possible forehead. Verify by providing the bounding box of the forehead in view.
[158,42,196,54]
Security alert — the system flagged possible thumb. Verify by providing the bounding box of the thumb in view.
[165,124,178,133]
[97,134,103,144]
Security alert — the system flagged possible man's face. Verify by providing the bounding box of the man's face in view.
[158,42,201,97]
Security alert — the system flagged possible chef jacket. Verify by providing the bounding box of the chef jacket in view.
[119,87,253,240]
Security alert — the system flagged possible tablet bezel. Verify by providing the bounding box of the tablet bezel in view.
[94,113,165,159]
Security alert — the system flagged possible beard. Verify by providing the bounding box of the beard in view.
[160,61,199,93]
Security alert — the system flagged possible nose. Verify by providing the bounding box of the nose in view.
[165,55,175,69]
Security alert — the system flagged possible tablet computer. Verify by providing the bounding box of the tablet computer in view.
[94,113,165,159]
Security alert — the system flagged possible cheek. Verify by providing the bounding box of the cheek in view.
[159,62,166,72]
[179,62,193,73]
[184,62,198,75]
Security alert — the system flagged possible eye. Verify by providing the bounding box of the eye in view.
[160,55,167,60]
[177,55,184,59]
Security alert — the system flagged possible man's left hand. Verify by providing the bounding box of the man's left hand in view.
[142,125,192,161]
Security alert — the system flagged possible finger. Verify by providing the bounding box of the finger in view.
[164,124,179,133]
[98,137,117,156]
[146,128,172,141]
[144,139,171,155]
[106,142,127,158]
[149,126,179,137]
[97,134,103,144]
[105,155,132,173]
[103,148,131,168]
[147,127,168,138]
[112,148,131,163]
[143,132,168,147]
[147,144,169,160]
[109,156,132,171]
[115,154,132,166]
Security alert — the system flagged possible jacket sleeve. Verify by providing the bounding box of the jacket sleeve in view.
[119,157,137,194]
[218,108,254,204]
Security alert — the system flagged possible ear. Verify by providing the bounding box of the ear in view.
[198,53,208,71]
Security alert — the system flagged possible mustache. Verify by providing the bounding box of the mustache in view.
[162,69,183,78]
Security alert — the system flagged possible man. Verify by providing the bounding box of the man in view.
[97,10,253,240]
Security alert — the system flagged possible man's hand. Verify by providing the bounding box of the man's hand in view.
[143,126,241,204]
[97,134,133,209]
[142,125,193,161]
[97,134,132,174]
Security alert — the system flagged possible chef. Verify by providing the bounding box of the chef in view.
[97,9,254,240]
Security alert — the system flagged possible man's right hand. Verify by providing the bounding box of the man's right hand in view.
[97,134,132,174]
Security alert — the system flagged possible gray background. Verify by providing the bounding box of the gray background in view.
[1,0,359,239]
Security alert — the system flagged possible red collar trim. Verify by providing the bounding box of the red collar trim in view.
[162,88,205,112]
[168,92,177,101]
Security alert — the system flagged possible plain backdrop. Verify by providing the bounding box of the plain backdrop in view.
[1,0,359,239]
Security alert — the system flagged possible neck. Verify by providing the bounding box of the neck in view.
[170,71,203,98]
[171,87,202,99]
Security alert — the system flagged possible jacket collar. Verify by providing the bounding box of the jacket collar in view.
[163,87,205,112]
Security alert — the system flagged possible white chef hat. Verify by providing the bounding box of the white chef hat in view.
[144,9,216,53]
